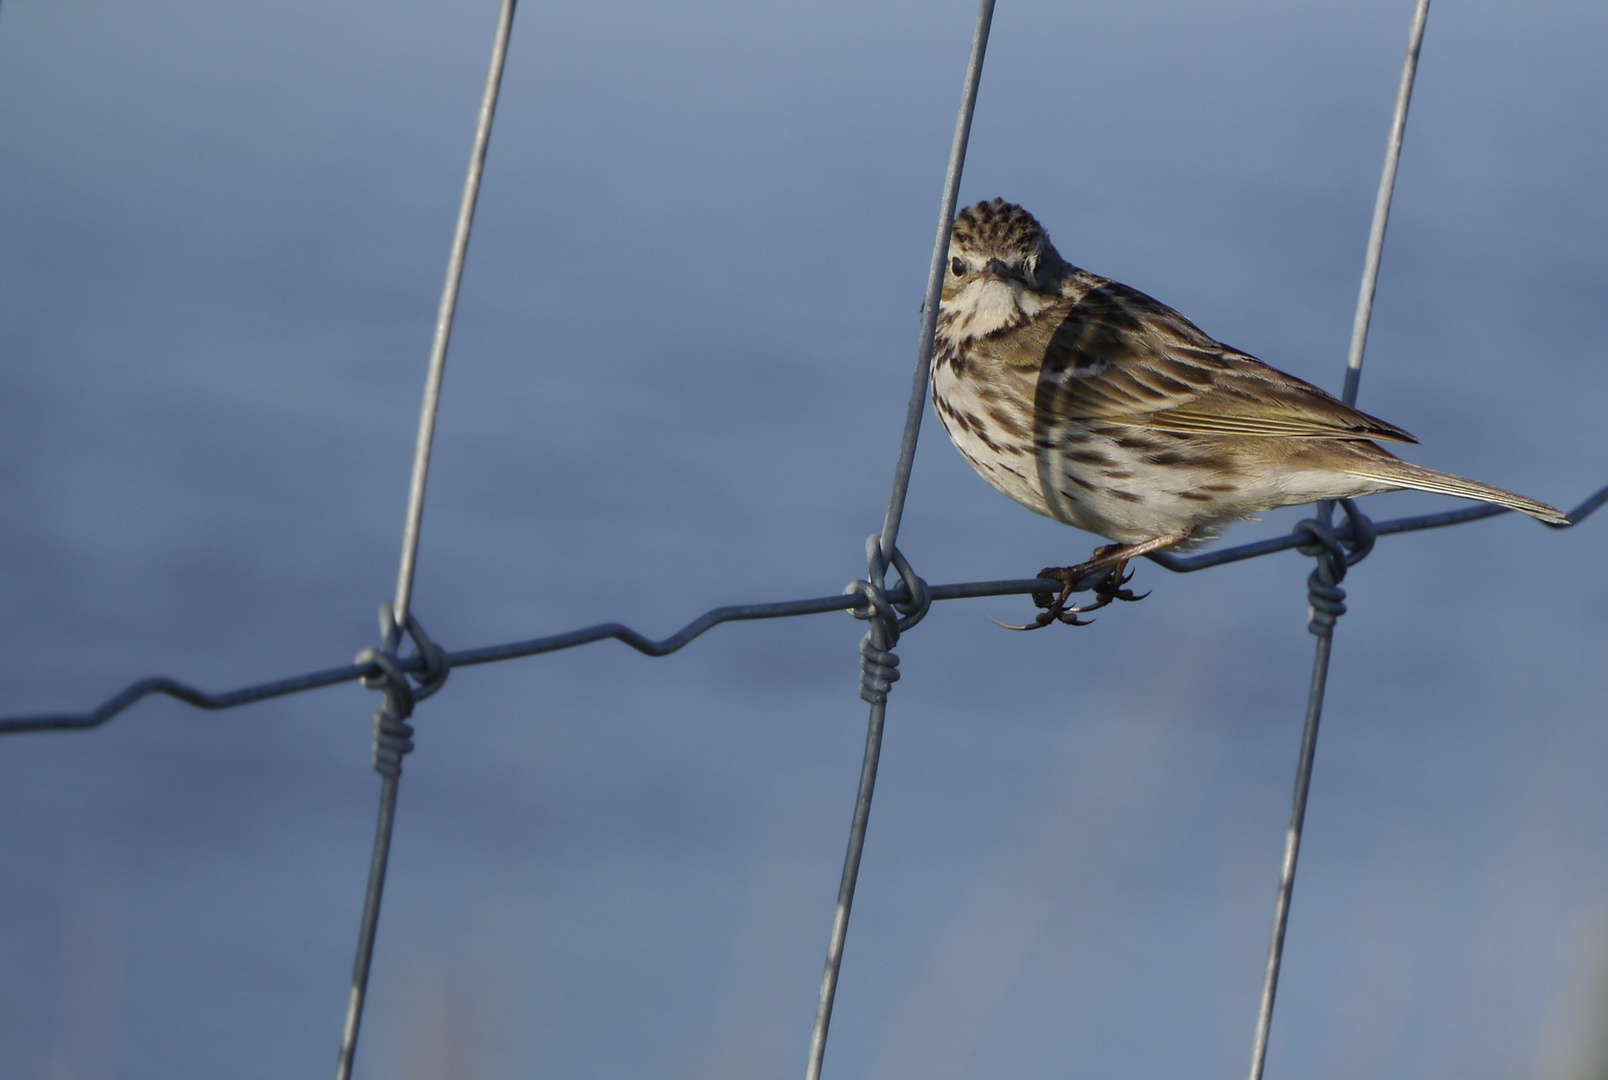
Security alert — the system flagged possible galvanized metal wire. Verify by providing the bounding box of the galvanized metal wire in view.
[1,1,1597,1078]
[1341,0,1432,411]
[2,485,1603,739]
[805,4,995,1078]
[334,3,518,1077]
[391,0,518,639]
[1248,4,1435,1079]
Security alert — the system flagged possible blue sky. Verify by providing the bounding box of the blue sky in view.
[2,1,1606,1078]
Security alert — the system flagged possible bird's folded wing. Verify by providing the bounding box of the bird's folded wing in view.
[1020,289,1417,444]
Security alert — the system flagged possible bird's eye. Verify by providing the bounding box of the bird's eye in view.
[950,256,966,276]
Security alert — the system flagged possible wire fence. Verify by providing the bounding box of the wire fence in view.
[3,1,1603,1078]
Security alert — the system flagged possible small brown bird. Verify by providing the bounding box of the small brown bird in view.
[931,199,1566,627]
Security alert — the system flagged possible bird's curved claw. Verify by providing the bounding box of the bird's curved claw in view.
[997,556,1154,631]
[991,614,1054,631]
[990,607,1097,631]
[1096,569,1148,604]
[994,573,1110,630]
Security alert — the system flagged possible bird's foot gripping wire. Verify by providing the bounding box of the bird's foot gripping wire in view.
[997,558,1138,630]
[1000,531,1191,631]
[844,537,930,706]
[353,604,449,779]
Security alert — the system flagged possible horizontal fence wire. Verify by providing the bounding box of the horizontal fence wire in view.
[3,482,1603,739]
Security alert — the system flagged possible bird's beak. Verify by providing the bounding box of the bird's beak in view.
[982,258,1017,281]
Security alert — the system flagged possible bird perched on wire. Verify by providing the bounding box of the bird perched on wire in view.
[931,198,1567,629]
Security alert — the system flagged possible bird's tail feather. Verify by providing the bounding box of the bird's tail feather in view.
[1346,459,1568,525]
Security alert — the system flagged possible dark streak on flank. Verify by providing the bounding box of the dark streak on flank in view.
[1112,432,1163,453]
[986,407,1027,439]
[1063,472,1097,491]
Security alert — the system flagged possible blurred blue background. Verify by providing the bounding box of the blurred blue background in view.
[2,1,1606,1077]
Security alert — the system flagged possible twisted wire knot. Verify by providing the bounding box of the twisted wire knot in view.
[858,636,900,705]
[844,536,930,705]
[370,709,415,780]
[1291,499,1376,638]
[354,604,450,778]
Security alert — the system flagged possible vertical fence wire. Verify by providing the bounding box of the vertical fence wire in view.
[1245,3,1432,1079]
[1341,0,1432,412]
[803,688,890,1080]
[878,0,997,561]
[334,3,518,1078]
[391,0,519,636]
[336,760,405,1080]
[802,4,995,1079]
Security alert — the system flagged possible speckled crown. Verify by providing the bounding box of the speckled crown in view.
[950,199,1050,260]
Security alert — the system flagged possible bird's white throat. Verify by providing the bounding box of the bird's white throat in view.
[946,278,1056,341]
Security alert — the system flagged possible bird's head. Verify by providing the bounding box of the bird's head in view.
[940,199,1070,341]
